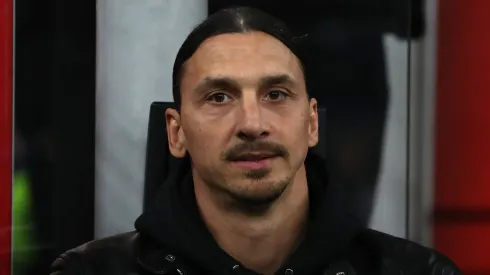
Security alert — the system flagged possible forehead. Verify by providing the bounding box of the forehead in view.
[182,32,304,85]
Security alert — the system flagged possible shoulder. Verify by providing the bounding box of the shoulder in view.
[50,231,139,275]
[353,229,461,275]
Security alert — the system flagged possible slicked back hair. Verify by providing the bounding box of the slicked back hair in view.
[171,6,307,110]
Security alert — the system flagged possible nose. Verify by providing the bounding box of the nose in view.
[236,97,269,141]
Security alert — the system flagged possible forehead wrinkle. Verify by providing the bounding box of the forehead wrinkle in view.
[182,32,305,93]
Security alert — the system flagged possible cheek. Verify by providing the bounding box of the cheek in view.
[285,115,311,151]
[186,128,210,150]
[184,124,224,160]
[183,110,236,150]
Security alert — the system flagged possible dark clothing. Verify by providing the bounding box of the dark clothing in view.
[50,230,460,275]
[50,154,459,275]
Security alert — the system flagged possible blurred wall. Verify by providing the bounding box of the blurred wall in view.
[368,36,409,238]
[407,0,439,246]
[95,0,207,237]
[372,0,439,240]
[434,0,490,273]
[0,0,13,273]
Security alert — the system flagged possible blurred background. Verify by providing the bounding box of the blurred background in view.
[0,0,489,274]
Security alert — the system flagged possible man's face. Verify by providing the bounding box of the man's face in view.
[167,31,318,204]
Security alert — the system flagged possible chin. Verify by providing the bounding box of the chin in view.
[225,177,290,209]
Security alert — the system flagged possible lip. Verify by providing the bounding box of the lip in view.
[229,151,277,161]
[230,156,276,170]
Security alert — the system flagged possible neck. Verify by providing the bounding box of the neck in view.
[194,166,309,275]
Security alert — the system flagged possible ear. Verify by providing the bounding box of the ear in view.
[308,98,319,148]
[165,108,187,158]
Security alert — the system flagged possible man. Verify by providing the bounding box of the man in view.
[50,7,460,275]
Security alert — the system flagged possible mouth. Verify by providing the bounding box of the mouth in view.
[230,152,278,162]
[229,152,278,170]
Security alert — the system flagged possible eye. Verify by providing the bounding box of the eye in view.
[263,90,288,101]
[207,92,232,104]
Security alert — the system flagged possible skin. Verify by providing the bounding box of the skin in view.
[166,31,319,275]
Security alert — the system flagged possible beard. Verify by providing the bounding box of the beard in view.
[217,169,292,216]
[213,140,292,214]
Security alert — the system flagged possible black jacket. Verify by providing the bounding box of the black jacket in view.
[50,154,460,275]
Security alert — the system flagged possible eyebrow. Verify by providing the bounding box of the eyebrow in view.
[193,74,297,94]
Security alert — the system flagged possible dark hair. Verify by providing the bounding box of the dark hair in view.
[171,6,306,109]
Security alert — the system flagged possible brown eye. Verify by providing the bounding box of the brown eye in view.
[207,92,231,104]
[264,90,287,101]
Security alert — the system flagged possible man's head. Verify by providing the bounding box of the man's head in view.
[166,7,319,208]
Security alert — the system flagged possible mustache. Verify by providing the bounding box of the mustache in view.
[221,141,289,161]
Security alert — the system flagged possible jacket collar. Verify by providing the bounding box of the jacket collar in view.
[135,235,359,275]
[136,233,199,275]
[134,152,364,275]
